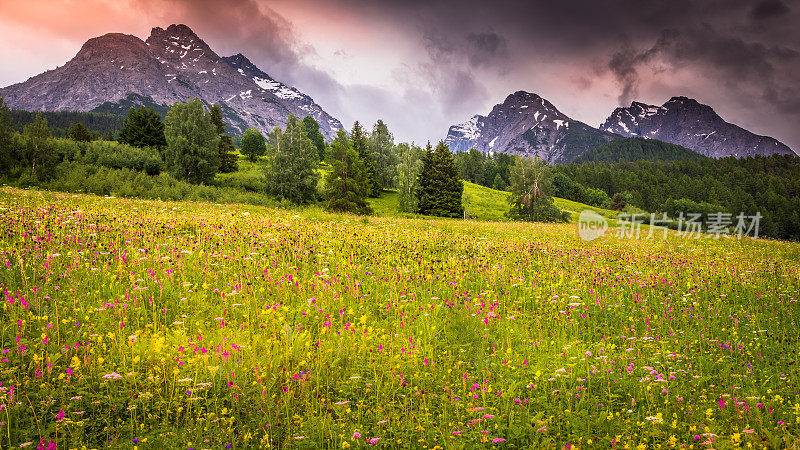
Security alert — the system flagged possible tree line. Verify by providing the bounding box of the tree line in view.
[9,110,125,140]
[555,156,800,240]
[454,139,800,239]
[0,96,468,220]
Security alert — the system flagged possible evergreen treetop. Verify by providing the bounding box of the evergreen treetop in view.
[325,129,371,215]
[417,141,463,218]
[118,106,167,149]
[352,121,380,197]
[67,123,93,142]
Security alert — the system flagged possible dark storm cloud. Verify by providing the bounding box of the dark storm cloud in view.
[331,0,800,148]
[749,0,791,20]
[415,29,492,114]
[607,30,677,105]
[136,0,310,77]
[465,31,508,67]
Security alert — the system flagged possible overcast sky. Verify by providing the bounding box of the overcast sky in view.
[1,0,798,150]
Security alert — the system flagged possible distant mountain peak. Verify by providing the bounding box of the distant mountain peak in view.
[149,24,200,40]
[0,24,343,140]
[601,97,795,157]
[665,95,696,104]
[74,33,151,62]
[508,90,541,100]
[445,91,617,163]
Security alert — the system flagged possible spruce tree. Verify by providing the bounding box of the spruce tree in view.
[492,173,507,191]
[67,123,93,142]
[0,97,14,173]
[302,116,326,161]
[351,121,380,196]
[417,141,463,218]
[208,104,238,173]
[265,115,319,204]
[324,129,371,215]
[118,106,167,149]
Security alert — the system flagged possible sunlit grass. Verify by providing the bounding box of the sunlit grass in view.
[1,187,798,448]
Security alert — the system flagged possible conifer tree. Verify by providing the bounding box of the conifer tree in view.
[208,104,238,173]
[67,123,93,142]
[0,97,15,173]
[118,106,166,149]
[351,121,380,196]
[417,141,463,218]
[492,173,507,191]
[325,129,371,215]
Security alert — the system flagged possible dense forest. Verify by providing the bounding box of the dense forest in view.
[454,149,514,191]
[555,155,800,240]
[573,137,705,163]
[10,110,125,139]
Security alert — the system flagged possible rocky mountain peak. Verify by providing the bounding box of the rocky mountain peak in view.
[148,24,201,42]
[146,24,215,68]
[74,33,151,63]
[600,97,795,157]
[224,53,257,71]
[0,24,343,140]
[445,92,617,163]
[664,96,716,116]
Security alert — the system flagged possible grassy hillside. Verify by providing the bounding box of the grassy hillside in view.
[2,187,798,448]
[369,181,621,224]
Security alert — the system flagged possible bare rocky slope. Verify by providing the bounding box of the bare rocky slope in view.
[0,24,343,139]
[600,97,795,158]
[444,91,619,164]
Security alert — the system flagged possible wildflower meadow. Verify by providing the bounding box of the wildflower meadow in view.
[1,187,798,449]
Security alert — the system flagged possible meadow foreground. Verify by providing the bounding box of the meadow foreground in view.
[1,187,798,449]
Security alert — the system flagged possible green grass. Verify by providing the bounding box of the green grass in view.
[462,181,511,221]
[369,181,621,224]
[2,187,798,449]
[553,197,620,222]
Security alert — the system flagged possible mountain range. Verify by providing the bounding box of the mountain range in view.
[599,97,794,158]
[445,92,796,163]
[0,24,343,139]
[444,91,618,164]
[0,23,795,160]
